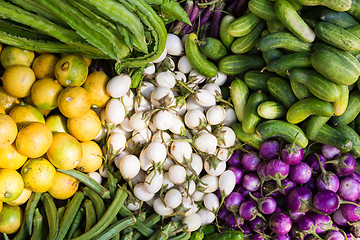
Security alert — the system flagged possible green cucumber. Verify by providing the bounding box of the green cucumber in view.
[218,54,265,75]
[335,125,360,157]
[266,20,287,33]
[319,9,358,28]
[242,91,268,134]
[348,0,360,20]
[257,32,312,52]
[231,20,266,54]
[257,101,286,119]
[227,11,261,37]
[230,79,249,122]
[262,49,284,63]
[288,68,340,102]
[290,78,313,100]
[185,33,218,78]
[286,97,334,124]
[244,70,273,91]
[219,15,236,49]
[198,37,228,61]
[267,77,297,109]
[248,0,277,21]
[333,85,349,116]
[231,122,262,149]
[256,120,308,148]
[274,0,316,42]
[348,24,360,39]
[304,115,331,140]
[292,0,352,11]
[265,52,312,77]
[331,89,360,126]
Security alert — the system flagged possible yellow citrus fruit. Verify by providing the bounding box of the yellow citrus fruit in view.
[31,78,63,111]
[0,106,5,114]
[77,141,103,173]
[0,86,20,113]
[55,54,88,87]
[82,71,111,108]
[48,171,79,200]
[45,114,69,133]
[0,169,24,203]
[8,103,45,129]
[1,65,36,98]
[0,201,2,213]
[0,45,35,68]
[0,204,23,234]
[57,86,91,119]
[67,109,101,142]
[32,53,59,79]
[15,122,53,158]
[0,113,18,148]
[46,132,82,170]
[0,143,27,170]
[21,158,56,193]
[7,188,32,206]
[23,95,52,116]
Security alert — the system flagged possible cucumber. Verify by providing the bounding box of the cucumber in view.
[311,124,353,153]
[335,125,360,157]
[248,0,277,21]
[232,122,262,149]
[348,0,360,20]
[230,78,249,122]
[311,48,360,86]
[198,37,228,61]
[218,54,265,75]
[227,11,261,37]
[256,120,308,148]
[219,15,236,49]
[262,49,283,63]
[231,20,266,54]
[319,9,358,28]
[274,0,316,43]
[244,70,273,91]
[185,33,218,78]
[266,20,287,33]
[332,85,349,116]
[331,89,360,126]
[267,77,297,109]
[265,52,312,77]
[288,68,340,102]
[348,25,360,39]
[286,97,334,124]
[242,91,268,134]
[257,101,286,119]
[304,115,331,140]
[292,0,352,11]
[257,32,312,52]
[314,22,360,52]
[290,78,313,100]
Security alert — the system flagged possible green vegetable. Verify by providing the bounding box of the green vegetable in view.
[203,230,244,240]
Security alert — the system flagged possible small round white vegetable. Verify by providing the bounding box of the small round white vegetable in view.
[188,70,206,85]
[151,131,172,146]
[185,96,205,112]
[197,209,216,226]
[127,201,141,211]
[202,83,222,97]
[119,155,140,180]
[99,164,113,178]
[87,171,102,184]
[166,33,184,56]
[204,161,226,177]
[168,164,187,185]
[134,96,152,112]
[152,47,167,63]
[199,175,219,193]
[194,131,218,154]
[156,57,176,72]
[146,141,167,164]
[162,157,174,171]
[191,191,205,202]
[182,180,196,196]
[194,89,216,108]
[162,172,175,190]
[173,71,187,82]
[182,197,199,217]
[216,126,236,148]
[120,117,133,132]
[94,126,106,142]
[144,63,156,75]
[134,183,155,201]
[150,86,175,108]
[210,71,227,86]
[219,170,236,197]
[187,153,203,176]
[164,188,182,209]
[140,81,155,100]
[169,116,186,135]
[107,132,127,154]
[105,98,126,125]
[216,148,230,161]
[106,74,131,98]
[111,125,127,135]
[156,71,177,88]
[206,105,225,125]
[139,148,152,171]
[144,170,163,194]
[121,90,135,112]
[203,193,220,211]
[222,108,237,126]
[130,170,145,186]
[132,127,151,144]
[129,112,149,131]
[152,110,175,130]
[114,149,130,168]
[184,109,206,129]
[153,197,174,216]
[182,213,202,232]
[170,141,192,164]
[177,56,192,74]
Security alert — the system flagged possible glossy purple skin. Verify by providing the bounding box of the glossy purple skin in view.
[311,213,333,234]
[218,207,228,221]
[269,213,292,235]
[338,176,360,201]
[324,230,345,240]
[250,216,267,233]
[281,178,296,195]
[322,144,341,160]
[239,200,257,221]
[303,177,317,192]
[306,153,327,173]
[297,214,316,231]
[225,212,243,229]
[289,162,312,184]
[287,187,312,212]
[332,208,349,226]
[341,204,360,222]
[241,224,252,234]
[259,140,280,160]
[258,196,276,215]
[228,150,242,166]
[281,143,304,165]
[228,166,244,185]
[288,209,306,222]
[224,192,244,212]
[266,159,290,180]
[351,172,360,183]
[273,234,291,240]
[241,151,261,171]
[332,154,356,177]
[313,190,340,214]
[257,162,270,181]
[235,185,250,198]
[316,171,340,192]
[262,180,281,198]
[251,233,263,240]
[242,173,260,192]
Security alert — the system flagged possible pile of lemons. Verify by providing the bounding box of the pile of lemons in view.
[0,43,109,234]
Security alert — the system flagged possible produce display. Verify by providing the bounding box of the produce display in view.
[1,0,360,239]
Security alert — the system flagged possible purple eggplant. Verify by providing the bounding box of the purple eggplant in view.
[249,192,277,215]
[289,162,312,184]
[259,140,281,160]
[171,0,195,35]
[181,1,200,35]
[228,165,244,185]
[239,200,262,221]
[250,216,267,233]
[210,1,226,39]
[332,208,349,226]
[224,192,244,213]
[341,203,360,222]
[242,173,261,192]
[269,213,292,235]
[316,154,340,192]
[241,151,262,172]
[324,230,345,240]
[306,153,327,174]
[266,159,290,187]
[281,135,304,165]
[227,150,242,166]
[326,153,356,177]
[287,187,313,213]
[322,144,341,159]
[338,175,360,201]
[225,212,243,230]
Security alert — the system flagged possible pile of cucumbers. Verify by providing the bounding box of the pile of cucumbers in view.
[187,0,360,157]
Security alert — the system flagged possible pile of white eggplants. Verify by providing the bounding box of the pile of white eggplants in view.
[93,33,238,232]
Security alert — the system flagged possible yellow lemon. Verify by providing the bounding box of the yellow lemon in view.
[67,109,101,141]
[7,188,32,206]
[0,204,23,234]
[0,169,24,203]
[0,143,27,170]
[82,71,110,108]
[77,141,103,173]
[57,86,91,119]
[32,53,59,79]
[48,172,79,200]
[45,114,69,133]
[0,113,18,148]
[1,65,36,98]
[55,54,88,87]
[0,86,20,113]
[31,78,63,111]
[0,45,35,68]
[8,103,45,129]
